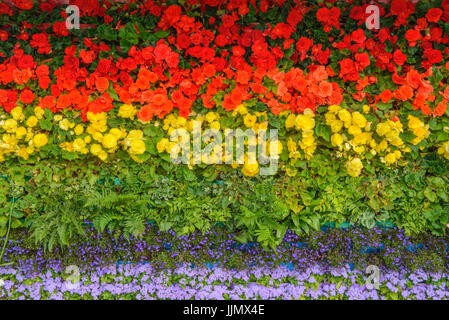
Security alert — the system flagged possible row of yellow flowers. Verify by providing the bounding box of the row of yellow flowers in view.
[1,103,448,177]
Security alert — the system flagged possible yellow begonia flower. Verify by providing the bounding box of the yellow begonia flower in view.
[11,107,23,121]
[26,116,38,128]
[242,162,259,177]
[33,133,48,148]
[157,138,169,153]
[347,158,363,177]
[74,125,84,135]
[34,107,45,119]
[352,112,367,128]
[15,127,27,139]
[331,133,343,146]
[130,139,146,155]
[118,104,137,119]
[102,133,118,149]
[285,114,296,129]
[338,109,351,122]
[243,114,257,128]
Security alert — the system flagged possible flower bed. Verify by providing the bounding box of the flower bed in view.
[2,263,449,300]
[1,1,449,303]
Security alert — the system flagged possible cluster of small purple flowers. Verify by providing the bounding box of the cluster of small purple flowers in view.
[3,225,449,273]
[1,225,448,300]
[0,263,448,300]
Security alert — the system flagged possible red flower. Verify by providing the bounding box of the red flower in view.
[351,29,366,44]
[395,85,413,101]
[433,101,447,117]
[287,8,304,27]
[296,37,313,61]
[354,52,370,70]
[316,7,330,23]
[95,77,109,92]
[393,49,407,66]
[52,21,69,37]
[404,29,422,46]
[19,89,35,104]
[379,89,393,103]
[14,0,33,10]
[426,8,442,23]
[176,33,191,49]
[318,81,333,98]
[349,6,364,21]
[424,49,442,64]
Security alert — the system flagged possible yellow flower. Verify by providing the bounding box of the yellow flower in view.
[325,113,336,125]
[210,121,221,130]
[54,115,63,122]
[74,124,84,135]
[118,104,137,119]
[130,139,146,155]
[73,138,88,153]
[328,105,341,113]
[17,147,29,160]
[301,135,315,147]
[26,116,38,128]
[376,140,388,152]
[295,114,315,131]
[331,133,344,146]
[242,162,259,177]
[376,122,390,136]
[287,138,297,153]
[285,114,296,129]
[384,152,397,165]
[10,107,23,121]
[102,133,118,149]
[157,138,169,153]
[362,105,370,114]
[174,116,187,128]
[330,120,343,133]
[347,158,363,177]
[408,115,422,129]
[127,130,143,141]
[352,145,364,154]
[3,119,17,132]
[232,104,248,116]
[59,119,71,131]
[15,127,27,139]
[438,141,449,160]
[205,112,218,123]
[92,132,103,142]
[90,144,103,156]
[84,136,91,144]
[338,109,351,122]
[348,125,362,136]
[98,151,108,161]
[352,112,367,128]
[110,128,124,139]
[243,114,257,128]
[33,133,48,148]
[34,107,45,119]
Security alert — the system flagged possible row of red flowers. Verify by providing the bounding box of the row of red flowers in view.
[0,0,448,122]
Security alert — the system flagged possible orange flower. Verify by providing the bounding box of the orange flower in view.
[433,101,447,117]
[395,85,414,101]
[378,89,393,103]
[137,105,153,122]
[95,77,109,92]
[152,93,167,105]
[318,81,332,98]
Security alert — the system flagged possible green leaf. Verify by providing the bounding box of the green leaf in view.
[39,119,52,130]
